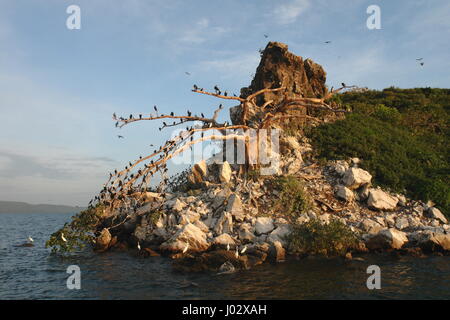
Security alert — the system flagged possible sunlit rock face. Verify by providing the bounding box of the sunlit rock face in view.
[230,41,328,127]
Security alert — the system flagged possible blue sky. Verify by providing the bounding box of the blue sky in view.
[0,0,449,206]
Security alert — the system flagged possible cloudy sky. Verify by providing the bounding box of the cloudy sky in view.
[0,0,449,206]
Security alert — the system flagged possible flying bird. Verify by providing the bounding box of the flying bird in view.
[324,41,331,44]
[185,72,191,75]
[117,135,124,139]
[420,62,424,66]
[264,34,268,38]
[416,58,423,61]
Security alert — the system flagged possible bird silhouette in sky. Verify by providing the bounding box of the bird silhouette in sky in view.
[117,135,124,139]
[416,58,423,61]
[324,41,331,44]
[264,34,268,38]
[185,72,191,75]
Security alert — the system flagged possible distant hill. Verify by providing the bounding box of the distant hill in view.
[0,201,85,214]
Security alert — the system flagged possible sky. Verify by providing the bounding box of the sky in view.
[0,0,449,206]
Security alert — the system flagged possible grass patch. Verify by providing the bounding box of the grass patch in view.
[286,218,358,257]
[309,87,449,217]
[272,176,313,219]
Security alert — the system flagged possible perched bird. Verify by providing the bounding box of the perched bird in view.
[226,243,230,251]
[235,248,239,259]
[182,243,189,253]
[154,105,158,112]
[61,233,67,242]
[240,245,247,254]
[193,84,198,90]
[137,242,141,250]
[341,82,346,87]
[27,236,34,243]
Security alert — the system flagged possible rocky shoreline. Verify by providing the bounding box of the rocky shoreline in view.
[93,135,449,273]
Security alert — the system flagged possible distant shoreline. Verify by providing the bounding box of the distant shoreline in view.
[0,201,85,214]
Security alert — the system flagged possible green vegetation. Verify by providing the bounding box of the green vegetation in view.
[286,218,358,257]
[46,205,103,254]
[273,176,313,219]
[309,88,449,217]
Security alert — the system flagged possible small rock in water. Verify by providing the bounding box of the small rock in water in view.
[217,261,236,274]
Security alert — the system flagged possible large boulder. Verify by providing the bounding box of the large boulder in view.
[342,168,372,190]
[426,207,448,224]
[255,217,275,235]
[365,228,408,250]
[160,223,210,253]
[267,224,291,246]
[95,228,112,252]
[219,161,232,183]
[367,189,398,211]
[359,219,384,234]
[267,241,286,263]
[238,223,256,243]
[226,194,245,222]
[213,211,233,235]
[213,233,235,247]
[335,185,354,202]
[188,160,208,184]
[418,231,450,252]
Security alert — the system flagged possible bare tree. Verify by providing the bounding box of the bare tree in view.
[93,84,351,212]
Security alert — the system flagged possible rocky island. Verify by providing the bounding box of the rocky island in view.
[47,42,450,272]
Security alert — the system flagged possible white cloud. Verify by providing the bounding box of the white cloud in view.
[273,0,310,24]
[197,52,260,79]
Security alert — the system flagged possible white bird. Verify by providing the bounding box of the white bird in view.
[226,243,230,251]
[61,233,67,242]
[235,248,239,259]
[240,245,247,254]
[182,243,189,253]
[137,242,141,250]
[27,236,34,243]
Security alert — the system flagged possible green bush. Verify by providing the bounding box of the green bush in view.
[286,218,358,257]
[273,176,313,219]
[46,205,103,254]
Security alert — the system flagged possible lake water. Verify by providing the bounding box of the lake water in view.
[0,213,449,299]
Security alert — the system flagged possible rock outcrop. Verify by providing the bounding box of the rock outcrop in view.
[230,41,327,127]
